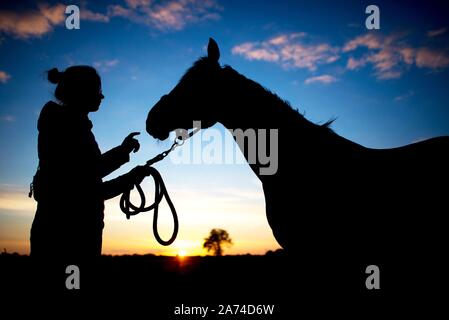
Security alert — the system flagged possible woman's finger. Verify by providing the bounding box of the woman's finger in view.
[127,132,140,139]
[133,141,140,153]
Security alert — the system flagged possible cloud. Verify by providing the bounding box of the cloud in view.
[108,0,222,31]
[93,59,119,72]
[376,70,402,80]
[0,1,221,38]
[343,32,449,79]
[394,90,415,102]
[126,0,153,9]
[415,47,449,69]
[304,74,337,85]
[427,27,447,37]
[343,33,383,52]
[399,47,415,65]
[232,33,339,71]
[39,3,66,25]
[0,3,65,38]
[234,31,449,80]
[231,43,279,62]
[343,33,405,79]
[81,9,110,23]
[346,57,367,70]
[0,70,11,83]
[0,3,108,39]
[0,115,15,122]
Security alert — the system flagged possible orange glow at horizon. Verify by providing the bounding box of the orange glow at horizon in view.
[0,173,282,256]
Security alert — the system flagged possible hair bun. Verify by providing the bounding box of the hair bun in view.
[47,68,62,84]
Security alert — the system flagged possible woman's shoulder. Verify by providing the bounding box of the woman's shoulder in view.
[37,101,65,131]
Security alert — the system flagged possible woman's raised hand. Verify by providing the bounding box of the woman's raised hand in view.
[121,132,140,154]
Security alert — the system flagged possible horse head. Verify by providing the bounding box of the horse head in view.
[146,38,224,140]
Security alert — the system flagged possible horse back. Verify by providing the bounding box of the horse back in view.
[263,135,448,260]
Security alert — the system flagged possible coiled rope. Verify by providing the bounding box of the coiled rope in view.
[119,128,199,246]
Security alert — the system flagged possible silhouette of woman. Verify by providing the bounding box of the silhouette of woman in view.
[30,65,147,261]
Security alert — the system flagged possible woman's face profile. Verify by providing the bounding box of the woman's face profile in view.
[89,85,104,112]
[82,80,104,112]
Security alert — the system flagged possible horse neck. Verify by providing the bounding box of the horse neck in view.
[214,66,365,181]
[217,67,307,131]
[216,66,321,179]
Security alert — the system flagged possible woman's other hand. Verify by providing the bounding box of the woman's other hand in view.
[128,165,150,185]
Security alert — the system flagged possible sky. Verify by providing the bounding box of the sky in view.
[0,0,448,256]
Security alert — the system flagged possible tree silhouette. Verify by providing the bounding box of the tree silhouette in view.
[203,229,233,256]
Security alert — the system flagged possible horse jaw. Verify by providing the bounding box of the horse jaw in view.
[146,123,170,141]
[152,131,170,141]
[146,116,170,141]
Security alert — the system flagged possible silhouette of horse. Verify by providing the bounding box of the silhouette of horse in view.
[146,39,448,279]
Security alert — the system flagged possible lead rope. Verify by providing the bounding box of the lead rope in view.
[119,128,199,246]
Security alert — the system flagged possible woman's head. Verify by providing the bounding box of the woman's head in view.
[48,65,104,112]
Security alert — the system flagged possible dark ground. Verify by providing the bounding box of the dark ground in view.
[0,251,445,318]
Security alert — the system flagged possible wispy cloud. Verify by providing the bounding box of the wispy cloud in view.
[427,27,447,37]
[415,47,449,69]
[376,70,402,80]
[0,1,221,39]
[394,90,415,102]
[343,32,449,79]
[108,0,222,31]
[0,3,109,39]
[304,74,337,85]
[343,33,404,79]
[0,3,65,39]
[232,33,339,71]
[39,3,66,25]
[81,8,110,23]
[0,115,15,122]
[232,42,280,62]
[0,70,11,83]
[93,59,119,72]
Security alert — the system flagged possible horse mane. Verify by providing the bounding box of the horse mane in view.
[180,57,336,133]
[179,57,213,84]
[221,65,336,132]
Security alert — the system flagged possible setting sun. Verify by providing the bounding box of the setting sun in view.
[178,249,187,257]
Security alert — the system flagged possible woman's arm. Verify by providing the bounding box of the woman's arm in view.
[100,132,140,177]
[100,146,129,177]
[102,166,148,200]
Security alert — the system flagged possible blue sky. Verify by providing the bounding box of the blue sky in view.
[0,0,448,254]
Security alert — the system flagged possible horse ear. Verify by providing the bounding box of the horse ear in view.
[207,38,220,63]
